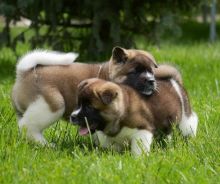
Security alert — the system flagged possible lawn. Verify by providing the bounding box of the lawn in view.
[0,42,220,184]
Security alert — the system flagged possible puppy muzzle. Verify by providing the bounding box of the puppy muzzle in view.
[70,114,79,124]
[142,73,156,95]
[70,108,81,125]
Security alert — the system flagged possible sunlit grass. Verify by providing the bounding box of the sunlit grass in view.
[0,42,220,183]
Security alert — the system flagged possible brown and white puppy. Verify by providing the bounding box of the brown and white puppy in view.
[11,47,181,144]
[70,78,198,156]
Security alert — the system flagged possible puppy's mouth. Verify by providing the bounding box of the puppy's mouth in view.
[142,84,155,95]
[78,124,98,136]
[141,80,156,95]
[142,90,153,95]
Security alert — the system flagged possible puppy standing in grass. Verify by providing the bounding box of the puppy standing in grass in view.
[70,78,198,156]
[11,47,182,144]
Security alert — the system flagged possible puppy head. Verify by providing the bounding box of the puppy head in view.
[109,46,158,95]
[70,78,124,136]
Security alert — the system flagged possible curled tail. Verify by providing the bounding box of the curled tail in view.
[154,64,183,85]
[16,50,78,74]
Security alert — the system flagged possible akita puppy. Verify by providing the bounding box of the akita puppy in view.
[70,78,198,156]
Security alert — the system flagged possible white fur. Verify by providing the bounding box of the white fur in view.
[131,130,153,156]
[17,50,78,73]
[93,131,113,149]
[146,72,154,80]
[18,96,64,144]
[71,106,81,117]
[170,79,198,137]
[179,112,198,137]
[94,127,153,156]
[13,85,24,115]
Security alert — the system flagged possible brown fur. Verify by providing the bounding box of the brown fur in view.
[109,47,157,83]
[154,64,183,84]
[76,78,191,136]
[12,63,109,118]
[12,47,182,120]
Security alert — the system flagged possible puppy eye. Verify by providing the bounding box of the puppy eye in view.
[128,66,144,75]
[117,60,126,65]
[135,66,145,72]
[128,70,136,75]
[85,104,98,111]
[86,104,93,109]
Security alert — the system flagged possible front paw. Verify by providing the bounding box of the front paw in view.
[131,130,153,156]
[94,131,110,148]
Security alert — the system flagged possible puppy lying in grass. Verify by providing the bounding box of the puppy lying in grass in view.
[70,78,198,156]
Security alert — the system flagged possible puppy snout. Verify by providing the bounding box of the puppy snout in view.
[70,114,78,124]
[146,73,155,83]
[140,77,148,83]
[147,78,155,85]
[140,72,155,83]
[70,108,81,124]
[140,76,155,85]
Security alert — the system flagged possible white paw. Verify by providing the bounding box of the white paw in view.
[131,130,153,156]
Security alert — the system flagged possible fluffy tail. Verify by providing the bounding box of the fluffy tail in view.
[179,112,198,137]
[16,50,78,73]
[154,64,183,85]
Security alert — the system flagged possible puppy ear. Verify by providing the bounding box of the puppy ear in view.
[78,78,100,92]
[152,60,158,68]
[98,89,118,105]
[112,46,127,64]
[147,53,158,68]
[78,80,89,92]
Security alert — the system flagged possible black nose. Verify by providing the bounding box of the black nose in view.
[140,77,149,83]
[70,114,78,124]
[147,79,155,86]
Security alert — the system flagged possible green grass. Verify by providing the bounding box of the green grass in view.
[0,42,220,184]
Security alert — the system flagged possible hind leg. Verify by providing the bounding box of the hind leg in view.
[179,112,198,137]
[18,95,65,144]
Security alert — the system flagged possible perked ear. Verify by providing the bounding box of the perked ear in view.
[112,46,127,64]
[149,54,158,68]
[98,89,118,105]
[78,80,89,92]
[152,60,158,68]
